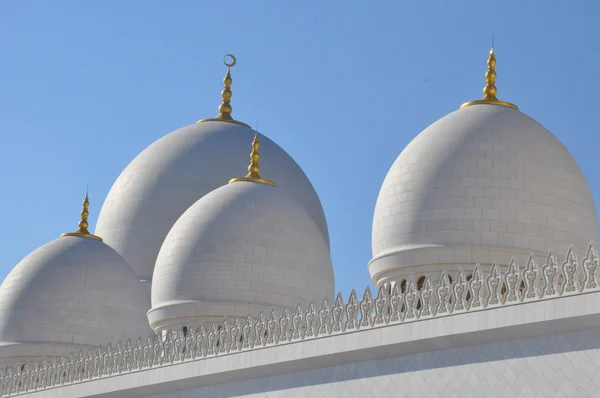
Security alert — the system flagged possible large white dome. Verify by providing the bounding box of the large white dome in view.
[370,104,598,286]
[96,121,329,281]
[148,181,334,332]
[0,236,150,364]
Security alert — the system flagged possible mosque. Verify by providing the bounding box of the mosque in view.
[1,49,600,397]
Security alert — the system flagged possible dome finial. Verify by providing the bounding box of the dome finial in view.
[229,132,276,187]
[217,54,236,120]
[197,54,250,128]
[61,190,103,241]
[461,42,518,110]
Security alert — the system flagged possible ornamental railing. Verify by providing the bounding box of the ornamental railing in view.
[1,244,599,396]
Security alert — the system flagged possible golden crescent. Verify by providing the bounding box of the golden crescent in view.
[223,54,237,67]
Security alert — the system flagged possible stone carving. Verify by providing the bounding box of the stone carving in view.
[143,336,152,367]
[374,286,387,325]
[469,265,483,309]
[207,324,217,354]
[388,285,402,322]
[231,318,241,351]
[583,243,599,290]
[266,311,276,345]
[561,247,579,293]
[317,298,331,336]
[420,277,433,317]
[254,312,266,348]
[486,263,502,306]
[453,269,467,311]
[542,251,559,297]
[278,307,290,343]
[504,258,521,303]
[359,287,373,328]
[151,335,161,366]
[523,255,538,300]
[305,301,316,338]
[222,323,232,354]
[436,271,450,314]
[1,245,598,397]
[124,340,133,370]
[241,316,251,349]
[292,304,303,340]
[345,290,359,330]
[404,279,418,320]
[332,293,345,332]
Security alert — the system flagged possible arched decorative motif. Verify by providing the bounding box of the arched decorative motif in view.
[0,245,598,396]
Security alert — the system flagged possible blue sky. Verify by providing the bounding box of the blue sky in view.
[0,0,598,297]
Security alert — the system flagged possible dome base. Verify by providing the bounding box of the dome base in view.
[460,99,518,110]
[147,300,286,332]
[228,177,276,187]
[0,341,93,366]
[197,118,250,128]
[368,244,547,287]
[60,232,103,241]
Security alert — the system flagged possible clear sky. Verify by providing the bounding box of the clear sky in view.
[0,0,598,297]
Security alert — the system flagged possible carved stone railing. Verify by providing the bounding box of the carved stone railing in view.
[1,244,599,396]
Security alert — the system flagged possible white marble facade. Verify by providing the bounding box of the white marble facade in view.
[3,244,600,397]
[147,328,600,398]
[1,51,599,397]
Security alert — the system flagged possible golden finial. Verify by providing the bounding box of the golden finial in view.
[229,133,276,187]
[198,54,250,127]
[460,44,518,110]
[61,190,103,241]
[217,55,235,120]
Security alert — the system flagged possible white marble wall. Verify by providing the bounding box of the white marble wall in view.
[17,288,600,398]
[150,328,600,398]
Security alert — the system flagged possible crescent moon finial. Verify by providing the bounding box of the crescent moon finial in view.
[223,54,236,68]
[197,54,251,127]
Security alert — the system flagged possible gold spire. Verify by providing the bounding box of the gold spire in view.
[460,46,518,110]
[198,54,250,128]
[217,58,234,120]
[229,133,276,187]
[61,191,103,241]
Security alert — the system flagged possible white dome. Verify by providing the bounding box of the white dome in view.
[148,181,334,332]
[0,236,151,363]
[370,104,598,286]
[96,121,329,281]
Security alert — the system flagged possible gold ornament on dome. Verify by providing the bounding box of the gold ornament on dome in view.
[461,45,518,110]
[61,190,103,241]
[198,54,251,127]
[229,133,276,187]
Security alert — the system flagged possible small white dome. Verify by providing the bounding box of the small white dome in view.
[148,181,334,332]
[0,236,150,363]
[96,121,329,281]
[370,104,598,286]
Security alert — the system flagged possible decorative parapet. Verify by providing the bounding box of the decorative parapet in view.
[1,244,599,396]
